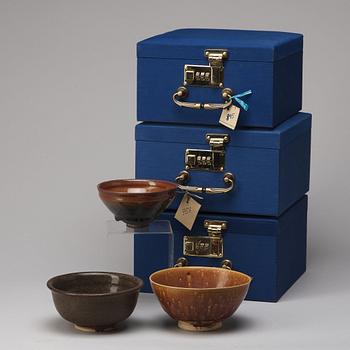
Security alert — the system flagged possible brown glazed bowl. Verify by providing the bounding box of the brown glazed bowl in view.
[150,266,251,332]
[47,272,143,332]
[97,179,178,228]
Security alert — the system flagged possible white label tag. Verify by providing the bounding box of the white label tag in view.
[219,104,240,130]
[174,193,201,230]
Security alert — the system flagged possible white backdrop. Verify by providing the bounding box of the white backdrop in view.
[0,1,349,348]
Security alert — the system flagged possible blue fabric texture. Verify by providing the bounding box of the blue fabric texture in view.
[134,28,309,303]
[137,45,302,127]
[134,196,307,302]
[137,28,303,62]
[135,113,311,216]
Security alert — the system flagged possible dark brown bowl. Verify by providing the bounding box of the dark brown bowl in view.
[150,266,251,332]
[97,179,178,228]
[47,272,143,332]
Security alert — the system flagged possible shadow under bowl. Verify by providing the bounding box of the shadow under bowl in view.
[47,272,143,332]
[150,266,251,332]
[97,179,178,228]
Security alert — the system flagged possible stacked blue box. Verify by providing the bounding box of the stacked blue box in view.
[134,29,311,302]
[136,196,307,302]
[137,28,303,128]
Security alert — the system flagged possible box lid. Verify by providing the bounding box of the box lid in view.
[162,195,307,237]
[135,112,311,150]
[137,28,303,62]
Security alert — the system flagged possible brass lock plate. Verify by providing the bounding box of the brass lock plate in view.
[183,220,227,258]
[183,236,223,258]
[185,133,229,172]
[185,149,225,172]
[184,65,213,86]
[184,49,228,88]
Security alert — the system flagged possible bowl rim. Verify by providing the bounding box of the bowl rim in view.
[47,271,143,297]
[97,179,178,196]
[149,266,252,291]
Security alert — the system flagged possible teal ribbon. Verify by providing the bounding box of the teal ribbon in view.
[230,90,252,111]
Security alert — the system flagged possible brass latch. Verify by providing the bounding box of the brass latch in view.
[185,133,229,172]
[207,134,229,150]
[183,220,227,258]
[184,49,228,88]
[204,219,227,235]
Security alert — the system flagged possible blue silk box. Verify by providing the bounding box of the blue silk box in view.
[137,28,303,128]
[134,196,308,302]
[135,112,311,217]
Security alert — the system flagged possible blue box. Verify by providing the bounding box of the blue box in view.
[134,196,307,302]
[135,112,311,217]
[137,29,303,128]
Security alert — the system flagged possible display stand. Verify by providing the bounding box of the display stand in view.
[106,220,173,292]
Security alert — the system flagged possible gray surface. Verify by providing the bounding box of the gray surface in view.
[0,0,350,348]
[2,285,350,350]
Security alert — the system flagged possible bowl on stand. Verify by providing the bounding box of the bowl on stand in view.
[97,179,178,228]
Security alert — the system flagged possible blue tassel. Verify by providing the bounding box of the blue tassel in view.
[230,90,252,111]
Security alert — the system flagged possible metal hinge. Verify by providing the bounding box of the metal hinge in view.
[206,134,229,151]
[205,49,229,67]
[204,220,228,236]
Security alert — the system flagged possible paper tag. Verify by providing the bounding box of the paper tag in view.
[174,193,201,230]
[219,104,240,130]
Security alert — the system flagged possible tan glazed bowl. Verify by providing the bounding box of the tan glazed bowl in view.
[150,266,252,331]
[97,179,177,228]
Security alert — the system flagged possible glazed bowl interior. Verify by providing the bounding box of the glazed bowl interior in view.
[48,272,143,296]
[98,179,178,195]
[97,179,178,228]
[150,266,251,289]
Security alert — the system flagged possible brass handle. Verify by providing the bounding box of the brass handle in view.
[175,257,232,269]
[176,170,235,194]
[174,257,188,268]
[173,86,233,110]
[221,259,232,270]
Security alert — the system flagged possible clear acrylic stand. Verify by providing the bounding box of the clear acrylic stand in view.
[105,220,173,292]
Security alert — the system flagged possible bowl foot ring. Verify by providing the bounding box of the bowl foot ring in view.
[74,324,118,333]
[178,321,222,332]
